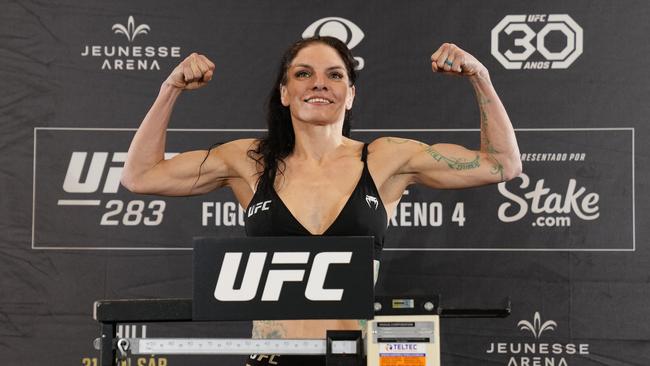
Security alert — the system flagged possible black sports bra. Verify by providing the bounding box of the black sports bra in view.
[244,143,387,259]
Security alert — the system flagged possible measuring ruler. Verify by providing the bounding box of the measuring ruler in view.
[112,338,358,356]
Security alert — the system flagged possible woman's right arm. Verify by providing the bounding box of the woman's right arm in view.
[121,53,243,196]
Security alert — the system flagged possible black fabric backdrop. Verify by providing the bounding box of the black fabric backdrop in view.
[1,0,649,365]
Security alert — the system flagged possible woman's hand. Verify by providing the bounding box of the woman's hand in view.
[165,52,215,90]
[430,43,488,78]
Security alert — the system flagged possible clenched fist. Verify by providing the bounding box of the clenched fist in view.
[165,53,215,90]
[430,43,487,77]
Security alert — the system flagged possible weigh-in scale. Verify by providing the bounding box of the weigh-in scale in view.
[94,237,510,365]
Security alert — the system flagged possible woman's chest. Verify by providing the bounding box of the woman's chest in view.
[275,167,363,234]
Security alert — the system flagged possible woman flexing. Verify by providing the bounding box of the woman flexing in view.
[121,36,521,366]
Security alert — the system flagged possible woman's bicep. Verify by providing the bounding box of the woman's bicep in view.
[406,143,505,189]
[164,148,232,194]
[124,139,252,196]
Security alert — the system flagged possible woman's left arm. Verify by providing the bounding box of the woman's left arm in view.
[390,43,522,189]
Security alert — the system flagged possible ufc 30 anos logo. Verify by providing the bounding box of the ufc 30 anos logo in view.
[214,251,352,302]
[491,14,583,70]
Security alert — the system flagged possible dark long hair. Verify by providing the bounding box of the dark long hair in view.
[248,36,358,192]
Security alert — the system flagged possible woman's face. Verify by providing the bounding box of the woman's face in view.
[280,43,355,127]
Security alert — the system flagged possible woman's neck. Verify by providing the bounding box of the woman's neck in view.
[291,120,346,162]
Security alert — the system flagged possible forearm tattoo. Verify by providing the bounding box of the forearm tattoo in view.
[474,85,505,180]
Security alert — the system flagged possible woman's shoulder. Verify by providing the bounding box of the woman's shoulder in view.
[362,137,421,193]
[368,136,426,155]
[206,138,262,175]
[366,137,426,175]
[220,138,260,150]
[211,138,260,158]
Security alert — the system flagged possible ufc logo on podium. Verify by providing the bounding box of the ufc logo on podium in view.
[214,251,352,301]
[193,237,374,321]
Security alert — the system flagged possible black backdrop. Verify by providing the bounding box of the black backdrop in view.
[2,0,649,365]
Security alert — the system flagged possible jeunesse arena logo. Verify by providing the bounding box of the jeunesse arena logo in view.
[80,15,182,71]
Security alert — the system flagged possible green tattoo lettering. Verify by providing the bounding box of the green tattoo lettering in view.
[425,146,480,170]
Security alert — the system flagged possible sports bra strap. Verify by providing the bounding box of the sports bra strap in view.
[361,143,369,162]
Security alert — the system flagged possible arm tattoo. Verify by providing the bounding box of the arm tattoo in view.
[425,146,480,170]
[385,137,410,144]
[489,157,504,179]
[389,137,481,170]
[475,87,505,180]
[385,124,501,177]
[251,320,287,339]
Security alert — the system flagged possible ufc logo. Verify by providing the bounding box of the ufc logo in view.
[247,200,271,217]
[491,14,583,70]
[214,251,352,302]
